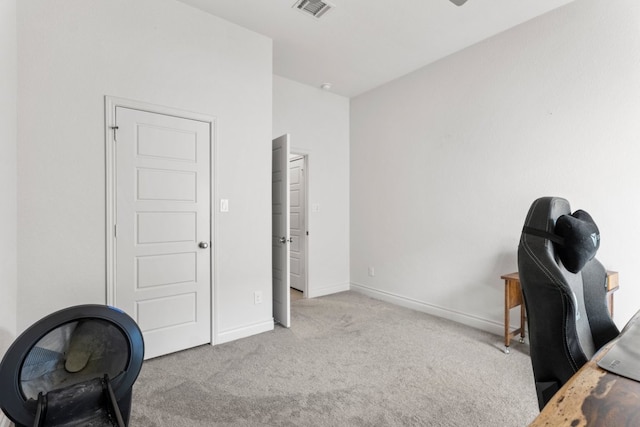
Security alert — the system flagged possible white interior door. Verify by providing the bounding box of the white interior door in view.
[272,134,291,327]
[115,106,211,359]
[289,156,306,294]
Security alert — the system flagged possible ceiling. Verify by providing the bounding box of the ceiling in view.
[176,0,576,97]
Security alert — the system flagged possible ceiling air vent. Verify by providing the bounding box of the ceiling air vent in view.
[292,0,334,19]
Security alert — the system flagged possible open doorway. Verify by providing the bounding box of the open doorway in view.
[289,153,308,301]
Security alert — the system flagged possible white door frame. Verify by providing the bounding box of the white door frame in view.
[104,96,219,344]
[289,152,309,297]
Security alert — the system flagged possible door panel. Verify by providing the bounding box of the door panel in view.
[136,293,197,332]
[272,135,290,327]
[137,169,196,201]
[289,157,306,293]
[136,252,196,288]
[115,106,211,359]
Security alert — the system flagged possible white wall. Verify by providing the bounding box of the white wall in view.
[0,0,18,357]
[350,0,640,334]
[17,0,273,343]
[273,76,350,297]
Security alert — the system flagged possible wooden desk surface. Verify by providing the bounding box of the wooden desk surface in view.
[530,311,640,427]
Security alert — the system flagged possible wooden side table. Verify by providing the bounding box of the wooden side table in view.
[500,271,619,354]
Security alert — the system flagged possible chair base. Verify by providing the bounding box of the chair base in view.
[536,381,560,410]
[23,375,127,427]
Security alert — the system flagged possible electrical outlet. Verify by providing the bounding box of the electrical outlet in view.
[254,291,263,304]
[368,267,375,277]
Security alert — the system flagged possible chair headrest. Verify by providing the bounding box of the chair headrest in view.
[554,209,600,273]
[522,197,601,274]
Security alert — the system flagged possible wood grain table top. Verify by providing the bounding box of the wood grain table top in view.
[529,310,640,427]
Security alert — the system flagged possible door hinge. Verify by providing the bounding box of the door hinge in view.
[114,224,117,238]
[111,126,119,141]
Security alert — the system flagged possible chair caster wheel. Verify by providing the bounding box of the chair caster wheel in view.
[519,338,525,344]
[504,346,510,354]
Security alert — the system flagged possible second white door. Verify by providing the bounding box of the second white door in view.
[289,156,306,293]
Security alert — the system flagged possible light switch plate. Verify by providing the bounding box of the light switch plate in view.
[220,199,229,212]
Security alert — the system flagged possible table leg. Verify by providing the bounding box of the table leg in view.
[519,300,526,343]
[504,283,511,354]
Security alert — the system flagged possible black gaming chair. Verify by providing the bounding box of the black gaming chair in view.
[517,197,619,410]
[0,305,144,427]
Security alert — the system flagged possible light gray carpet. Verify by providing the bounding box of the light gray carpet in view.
[131,291,539,426]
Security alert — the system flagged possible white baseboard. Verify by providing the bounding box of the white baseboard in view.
[307,281,350,299]
[215,319,274,345]
[350,282,506,337]
[0,412,12,427]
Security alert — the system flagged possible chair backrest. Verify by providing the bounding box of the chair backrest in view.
[0,305,144,427]
[517,197,618,410]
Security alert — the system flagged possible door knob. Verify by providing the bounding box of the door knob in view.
[279,237,286,244]
[199,241,209,249]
